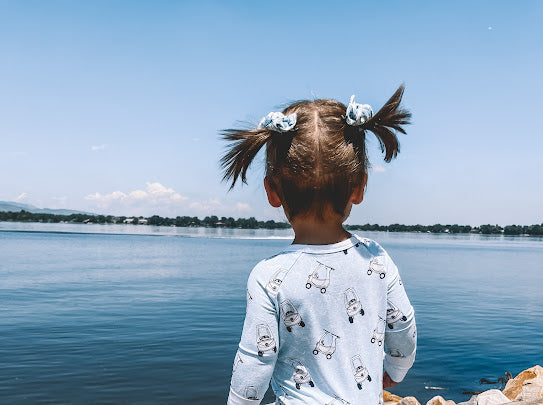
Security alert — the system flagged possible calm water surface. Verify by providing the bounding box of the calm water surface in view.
[1,223,542,404]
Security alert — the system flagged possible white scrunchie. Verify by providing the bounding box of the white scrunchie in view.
[345,95,373,126]
[258,112,297,133]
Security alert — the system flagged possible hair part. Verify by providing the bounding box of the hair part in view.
[220,85,411,219]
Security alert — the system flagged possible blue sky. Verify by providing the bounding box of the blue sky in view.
[1,1,542,225]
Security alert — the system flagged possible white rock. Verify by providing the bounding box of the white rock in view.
[426,395,456,405]
[457,395,478,405]
[475,389,511,405]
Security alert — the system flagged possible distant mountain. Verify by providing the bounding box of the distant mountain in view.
[0,201,96,216]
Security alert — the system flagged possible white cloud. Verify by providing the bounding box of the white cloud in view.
[235,202,251,213]
[86,190,127,203]
[128,190,148,200]
[85,182,188,215]
[91,144,107,151]
[188,198,223,212]
[488,26,493,30]
[372,165,387,173]
[84,183,254,218]
[146,182,186,201]
[15,192,28,202]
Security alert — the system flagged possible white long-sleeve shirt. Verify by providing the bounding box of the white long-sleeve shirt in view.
[228,235,416,405]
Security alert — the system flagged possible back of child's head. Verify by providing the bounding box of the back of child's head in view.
[220,85,411,220]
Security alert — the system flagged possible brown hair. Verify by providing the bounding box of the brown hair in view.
[220,85,411,220]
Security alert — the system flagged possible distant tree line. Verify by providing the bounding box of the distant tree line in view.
[345,223,474,233]
[146,214,291,229]
[1,210,542,235]
[0,211,290,229]
[344,223,543,235]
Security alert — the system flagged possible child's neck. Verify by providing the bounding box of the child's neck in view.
[291,216,351,245]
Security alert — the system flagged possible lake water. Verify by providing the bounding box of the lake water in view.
[1,222,542,404]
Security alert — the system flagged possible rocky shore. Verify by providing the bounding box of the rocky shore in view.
[384,365,543,405]
[262,366,542,404]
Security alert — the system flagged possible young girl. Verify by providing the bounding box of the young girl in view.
[222,86,416,405]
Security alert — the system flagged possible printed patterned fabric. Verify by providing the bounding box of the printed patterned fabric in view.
[228,235,416,405]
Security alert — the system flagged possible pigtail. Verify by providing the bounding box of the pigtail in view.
[362,85,411,162]
[220,128,271,189]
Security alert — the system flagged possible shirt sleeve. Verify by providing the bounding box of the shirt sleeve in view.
[227,267,280,405]
[383,253,417,383]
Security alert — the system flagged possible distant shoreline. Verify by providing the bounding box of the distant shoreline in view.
[1,210,542,236]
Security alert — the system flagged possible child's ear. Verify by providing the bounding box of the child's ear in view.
[264,177,282,208]
[350,174,368,205]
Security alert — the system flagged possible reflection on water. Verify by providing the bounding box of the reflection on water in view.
[0,223,542,404]
[0,221,295,239]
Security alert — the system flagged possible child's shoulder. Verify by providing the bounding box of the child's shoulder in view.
[354,234,399,271]
[354,234,400,277]
[247,250,301,286]
[353,234,388,256]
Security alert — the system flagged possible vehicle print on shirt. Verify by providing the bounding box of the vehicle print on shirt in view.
[367,256,386,279]
[306,261,334,293]
[313,329,340,359]
[266,268,288,296]
[233,351,243,372]
[344,287,364,323]
[371,316,386,346]
[244,385,259,400]
[327,395,351,405]
[386,300,408,329]
[386,348,405,358]
[351,354,372,390]
[280,300,305,332]
[289,358,315,389]
[343,241,362,254]
[256,323,277,356]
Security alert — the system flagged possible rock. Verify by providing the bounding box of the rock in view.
[426,395,456,405]
[457,395,478,405]
[384,390,403,403]
[503,365,543,402]
[474,389,511,404]
[398,397,422,405]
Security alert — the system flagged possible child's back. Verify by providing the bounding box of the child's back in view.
[229,236,415,404]
[222,86,416,404]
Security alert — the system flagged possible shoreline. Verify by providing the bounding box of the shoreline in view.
[1,209,543,236]
[382,365,543,405]
[3,221,543,242]
[1,218,543,237]
[262,366,543,405]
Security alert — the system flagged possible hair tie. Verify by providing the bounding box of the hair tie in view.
[258,112,297,133]
[345,95,373,126]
